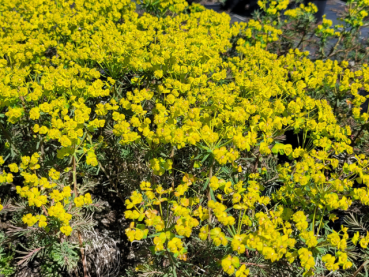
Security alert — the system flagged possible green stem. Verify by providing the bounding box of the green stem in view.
[97,160,125,204]
[0,122,18,154]
[72,151,88,277]
[312,206,317,235]
[237,208,246,235]
[73,153,78,197]
[208,160,214,226]
[227,226,235,237]
[316,207,326,235]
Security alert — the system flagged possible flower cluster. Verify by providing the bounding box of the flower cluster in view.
[258,0,289,15]
[284,3,318,18]
[1,0,369,274]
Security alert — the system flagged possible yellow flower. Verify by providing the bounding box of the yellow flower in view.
[298,248,315,271]
[74,196,85,207]
[29,107,40,120]
[360,232,369,248]
[8,163,19,173]
[210,176,219,190]
[221,255,240,275]
[86,151,98,167]
[49,168,60,180]
[235,264,249,277]
[352,232,360,245]
[84,193,93,204]
[60,225,73,236]
[22,213,38,227]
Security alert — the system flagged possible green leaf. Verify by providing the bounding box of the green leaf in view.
[173,267,178,277]
[95,165,100,175]
[218,139,232,148]
[210,189,216,201]
[202,178,209,191]
[221,166,231,174]
[245,245,255,251]
[230,225,237,234]
[194,161,201,168]
[227,226,235,236]
[149,246,156,255]
[148,232,162,238]
[136,224,146,230]
[271,143,282,154]
[138,213,145,222]
[3,153,10,162]
[201,154,210,163]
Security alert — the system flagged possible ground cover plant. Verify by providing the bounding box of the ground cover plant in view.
[1,0,369,276]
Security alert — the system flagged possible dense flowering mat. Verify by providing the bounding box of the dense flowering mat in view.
[1,0,369,276]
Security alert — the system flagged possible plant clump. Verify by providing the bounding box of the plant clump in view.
[0,0,369,276]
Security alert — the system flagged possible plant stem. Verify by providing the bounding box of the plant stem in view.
[0,122,18,154]
[165,247,178,276]
[237,208,246,235]
[351,123,366,146]
[170,146,175,189]
[350,260,369,277]
[72,153,88,277]
[253,152,261,173]
[241,262,268,268]
[78,231,88,277]
[98,160,125,204]
[327,35,343,58]
[208,161,214,228]
[312,206,317,235]
[73,154,78,197]
[316,207,325,235]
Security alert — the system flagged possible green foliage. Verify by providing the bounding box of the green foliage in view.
[0,232,15,277]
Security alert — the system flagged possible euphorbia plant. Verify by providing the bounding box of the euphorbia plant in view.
[1,0,369,276]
